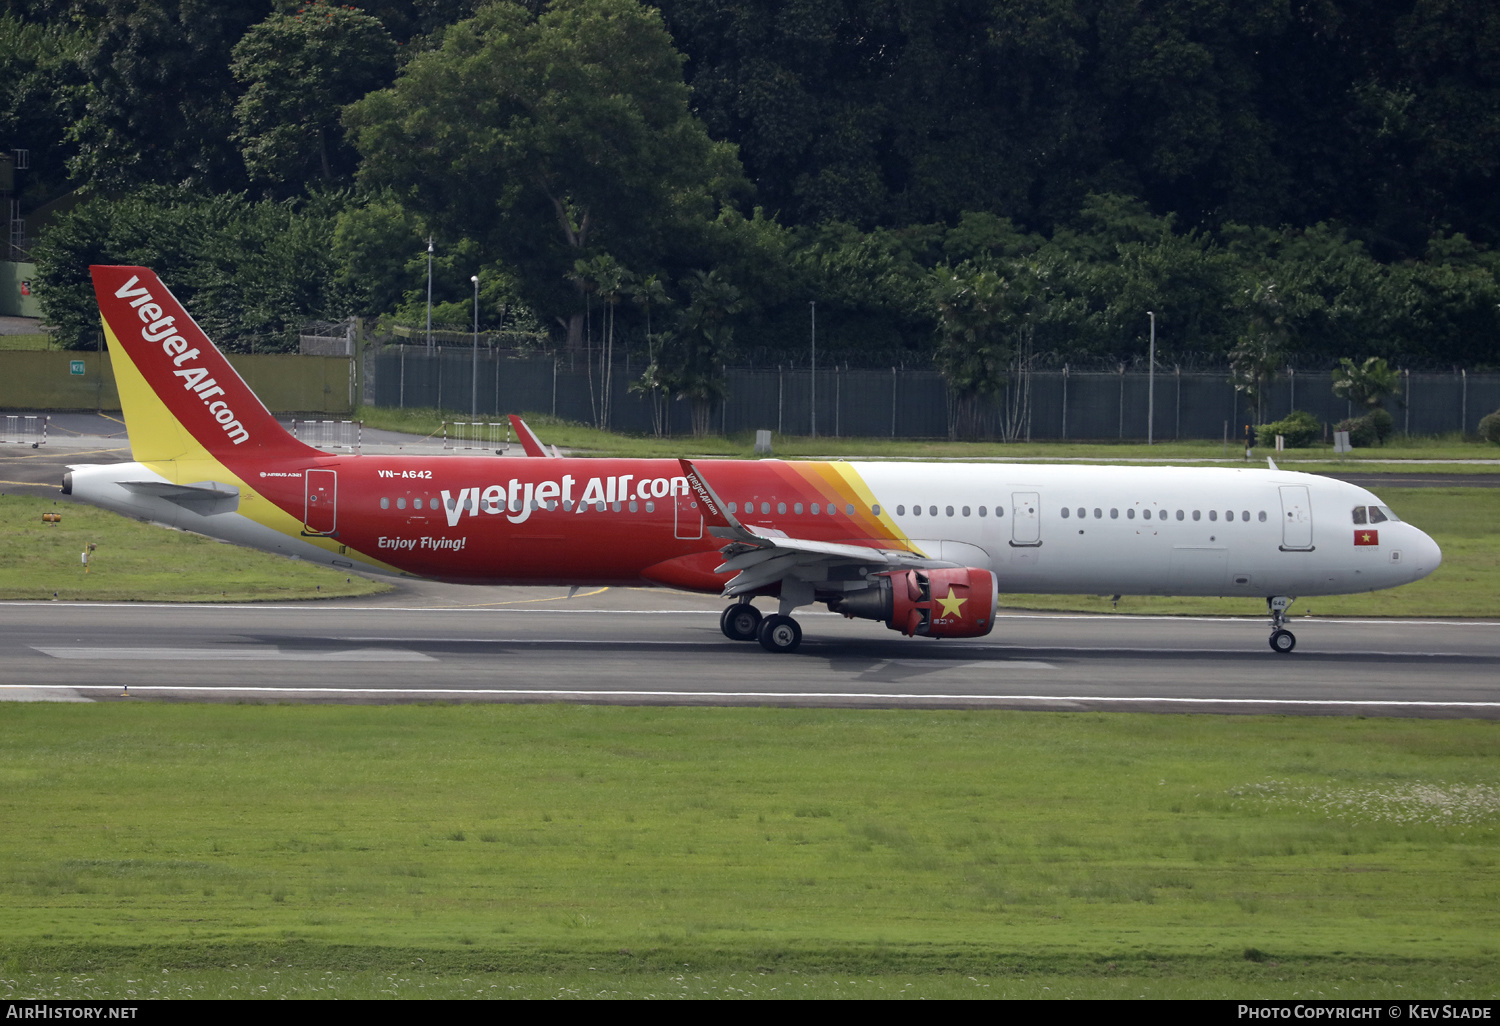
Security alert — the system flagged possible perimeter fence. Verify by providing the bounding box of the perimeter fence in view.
[367,346,1500,441]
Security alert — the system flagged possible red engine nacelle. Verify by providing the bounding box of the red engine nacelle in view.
[831,567,996,639]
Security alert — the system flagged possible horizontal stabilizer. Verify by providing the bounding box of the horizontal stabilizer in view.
[119,480,240,516]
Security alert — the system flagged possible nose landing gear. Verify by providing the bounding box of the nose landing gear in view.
[1267,596,1297,653]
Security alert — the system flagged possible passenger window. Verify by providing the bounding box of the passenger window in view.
[1352,506,1367,525]
[847,504,855,516]
[1176,509,1184,521]
[1094,508,1102,519]
[1192,510,1200,521]
[811,503,820,515]
[380,497,389,509]
[1224,510,1232,522]
[1241,510,1250,521]
[397,497,406,510]
[1368,506,1388,524]
[963,506,971,517]
[979,506,987,517]
[728,502,737,514]
[563,499,574,511]
[1061,507,1071,519]
[595,501,606,512]
[1209,510,1217,521]
[777,502,786,514]
[1076,508,1084,519]
[1143,509,1152,520]
[872,504,881,515]
[413,498,423,510]
[645,500,654,512]
[927,506,936,516]
[761,502,770,515]
[996,505,1005,517]
[1258,510,1267,522]
[913,505,922,516]
[1110,508,1118,519]
[1127,508,1136,519]
[897,505,905,516]
[629,500,638,512]
[612,501,622,512]
[945,505,954,517]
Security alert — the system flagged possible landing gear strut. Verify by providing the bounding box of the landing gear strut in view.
[1267,596,1296,654]
[720,602,762,642]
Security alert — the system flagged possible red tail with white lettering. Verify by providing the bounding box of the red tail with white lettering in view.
[90,265,316,460]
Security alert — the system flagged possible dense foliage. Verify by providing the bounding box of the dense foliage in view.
[8,0,1500,411]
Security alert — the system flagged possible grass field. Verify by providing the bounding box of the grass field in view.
[0,333,55,351]
[355,405,1500,464]
[1,705,1496,998]
[0,495,391,602]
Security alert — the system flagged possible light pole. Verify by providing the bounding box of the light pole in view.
[810,300,817,439]
[1147,311,1156,445]
[470,275,479,420]
[426,237,434,354]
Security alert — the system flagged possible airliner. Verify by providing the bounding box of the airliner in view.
[63,265,1441,654]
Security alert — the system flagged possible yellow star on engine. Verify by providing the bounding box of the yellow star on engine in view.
[937,588,966,619]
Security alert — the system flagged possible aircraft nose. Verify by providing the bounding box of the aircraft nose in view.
[1412,528,1442,577]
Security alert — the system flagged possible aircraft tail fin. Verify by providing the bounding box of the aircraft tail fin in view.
[90,266,318,463]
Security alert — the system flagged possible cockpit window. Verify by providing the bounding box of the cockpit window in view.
[1352,506,1367,525]
[1368,506,1388,524]
[1378,506,1401,522]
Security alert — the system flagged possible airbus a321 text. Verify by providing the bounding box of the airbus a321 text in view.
[65,265,1442,654]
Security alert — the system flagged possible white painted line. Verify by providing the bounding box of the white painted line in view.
[0,686,91,702]
[32,647,437,662]
[19,684,1500,709]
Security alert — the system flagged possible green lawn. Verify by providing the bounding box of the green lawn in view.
[0,495,391,602]
[1,705,1496,997]
[0,332,55,351]
[355,406,1500,463]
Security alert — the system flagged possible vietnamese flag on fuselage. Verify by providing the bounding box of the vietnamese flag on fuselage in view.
[1355,529,1379,546]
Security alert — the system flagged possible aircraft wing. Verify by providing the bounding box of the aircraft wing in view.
[678,459,955,596]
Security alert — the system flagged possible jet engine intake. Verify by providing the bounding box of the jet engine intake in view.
[830,567,996,639]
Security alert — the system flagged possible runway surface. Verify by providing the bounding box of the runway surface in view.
[3,588,1497,717]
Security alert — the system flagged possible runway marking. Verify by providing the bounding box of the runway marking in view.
[445,587,611,608]
[0,479,55,487]
[32,646,437,662]
[13,684,1500,709]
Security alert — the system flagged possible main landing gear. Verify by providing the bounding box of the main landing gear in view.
[720,602,803,653]
[719,602,762,642]
[1267,595,1296,654]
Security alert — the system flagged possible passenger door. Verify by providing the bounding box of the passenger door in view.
[1279,485,1313,550]
[1010,491,1041,547]
[304,469,337,536]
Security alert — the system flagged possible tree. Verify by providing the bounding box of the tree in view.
[662,270,744,436]
[32,186,346,351]
[231,1,397,190]
[1228,281,1288,425]
[345,0,745,349]
[66,0,272,192]
[1331,357,1401,411]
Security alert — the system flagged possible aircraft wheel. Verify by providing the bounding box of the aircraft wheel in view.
[1269,629,1296,654]
[757,614,802,653]
[720,603,762,641]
